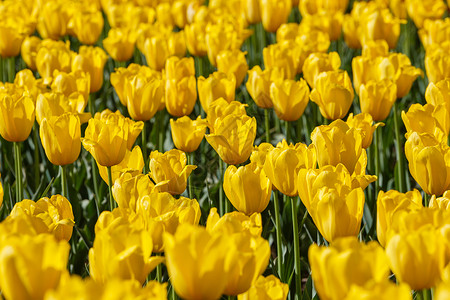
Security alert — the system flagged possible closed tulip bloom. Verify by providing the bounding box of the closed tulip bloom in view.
[0,90,35,142]
[405,132,450,196]
[298,165,365,242]
[165,56,196,80]
[260,0,292,33]
[425,44,450,84]
[21,36,42,71]
[238,275,289,300]
[346,113,384,149]
[242,0,261,24]
[69,10,104,45]
[97,146,144,185]
[308,237,390,300]
[311,120,363,174]
[419,19,450,50]
[377,189,423,247]
[125,73,163,121]
[206,114,257,165]
[207,99,248,130]
[343,15,361,49]
[36,40,74,80]
[170,116,207,153]
[343,281,412,300]
[165,76,197,117]
[51,70,90,105]
[149,149,197,195]
[198,72,235,114]
[302,52,341,88]
[40,113,81,166]
[246,66,284,109]
[310,70,354,120]
[359,79,397,122]
[82,118,130,167]
[185,22,207,57]
[206,207,264,237]
[0,234,70,300]
[406,0,447,28]
[216,49,248,88]
[224,162,272,215]
[110,64,148,106]
[270,79,310,121]
[386,53,424,98]
[164,224,232,300]
[112,173,155,210]
[37,1,69,40]
[263,42,297,79]
[103,27,136,62]
[36,92,90,126]
[72,46,108,93]
[263,140,316,197]
[402,103,448,142]
[0,26,24,58]
[425,78,450,113]
[359,8,402,49]
[386,227,446,290]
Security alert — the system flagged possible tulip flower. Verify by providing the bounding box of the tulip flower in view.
[170,116,207,153]
[346,113,384,149]
[376,189,423,247]
[310,70,354,120]
[405,0,447,28]
[0,89,35,142]
[185,22,208,56]
[9,195,75,242]
[103,27,136,62]
[223,162,272,215]
[0,234,70,300]
[50,70,90,104]
[263,42,298,79]
[343,280,412,300]
[425,44,450,84]
[298,165,365,242]
[308,237,390,300]
[359,79,397,122]
[216,50,248,88]
[36,92,90,126]
[242,0,261,24]
[0,26,24,58]
[250,143,275,168]
[270,78,310,122]
[263,140,316,197]
[302,52,341,89]
[40,113,81,166]
[238,275,289,300]
[343,14,362,49]
[299,0,349,15]
[69,10,104,45]
[206,114,257,165]
[207,99,248,130]
[246,66,284,109]
[429,191,450,209]
[425,78,450,113]
[36,1,69,40]
[198,72,236,114]
[142,31,186,71]
[386,227,446,290]
[72,46,108,93]
[21,36,42,71]
[311,120,363,174]
[206,207,263,237]
[260,0,292,32]
[386,53,424,98]
[402,103,449,142]
[36,39,74,80]
[164,224,232,300]
[112,172,155,210]
[97,146,144,185]
[419,18,450,50]
[149,149,197,195]
[299,11,344,42]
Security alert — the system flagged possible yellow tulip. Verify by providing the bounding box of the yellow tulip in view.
[299,11,344,42]
[37,1,69,40]
[21,36,42,71]
[125,72,164,121]
[425,78,450,113]
[302,52,341,89]
[206,207,263,237]
[50,70,90,105]
[97,146,144,185]
[112,172,155,210]
[405,0,447,28]
[36,39,74,80]
[276,23,300,42]
[311,120,363,174]
[386,227,446,290]
[346,113,384,149]
[198,72,236,114]
[164,224,231,300]
[72,46,108,93]
[342,14,362,49]
[250,143,275,168]
[246,66,284,109]
[270,78,310,121]
[165,56,196,80]
[185,22,207,57]
[263,140,316,197]
[36,92,90,126]
[165,74,197,117]
[429,191,450,210]
[0,25,24,58]
[425,44,450,84]
[0,234,70,300]
[40,113,81,166]
[149,149,197,195]
[386,53,424,98]
[216,49,248,88]
[238,275,289,300]
[69,10,104,45]
[103,27,136,62]
[110,64,145,106]
[263,42,297,79]
[207,98,248,130]
[419,18,450,50]
[361,39,390,58]
[299,0,349,15]
[223,162,272,215]
[359,79,397,122]
[310,70,354,120]
[206,114,257,165]
[308,237,390,300]
[359,7,403,49]
[170,116,207,153]
[0,88,35,142]
[298,165,365,242]
[402,103,449,142]
[142,32,186,71]
[343,280,412,300]
[13,70,47,103]
[242,0,261,24]
[260,0,292,33]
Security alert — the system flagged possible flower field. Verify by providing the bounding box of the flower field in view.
[0,0,450,299]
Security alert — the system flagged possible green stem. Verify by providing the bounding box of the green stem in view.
[89,94,95,115]
[264,109,270,143]
[424,193,430,207]
[291,197,302,300]
[285,120,291,143]
[219,159,225,216]
[142,122,148,173]
[187,152,193,198]
[60,165,68,199]
[393,102,405,193]
[14,142,22,203]
[107,166,115,211]
[421,289,431,300]
[374,128,380,198]
[156,258,162,282]
[171,283,177,300]
[8,56,15,83]
[158,111,164,152]
[33,123,40,190]
[273,191,283,279]
[91,157,101,216]
[0,56,3,82]
[224,162,230,213]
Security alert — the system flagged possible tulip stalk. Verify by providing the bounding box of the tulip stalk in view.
[264,109,270,143]
[13,142,23,203]
[291,196,302,300]
[273,191,283,279]
[393,102,405,192]
[60,165,68,199]
[420,289,431,300]
[8,56,15,83]
[33,123,40,189]
[142,123,148,173]
[285,121,291,143]
[374,128,381,197]
[0,57,3,82]
[219,159,225,215]
[107,166,115,211]
[187,152,194,199]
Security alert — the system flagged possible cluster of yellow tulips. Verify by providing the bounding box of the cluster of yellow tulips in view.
[0,0,450,299]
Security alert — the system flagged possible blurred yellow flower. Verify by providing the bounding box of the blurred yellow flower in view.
[238,275,289,300]
[260,0,292,32]
[72,46,108,93]
[103,27,136,62]
[270,78,310,121]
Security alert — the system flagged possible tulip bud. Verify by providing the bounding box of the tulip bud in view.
[270,78,310,121]
[260,0,292,33]
[70,10,104,45]
[0,26,24,58]
[198,72,235,114]
[359,79,397,122]
[170,116,207,153]
[263,42,297,79]
[103,27,136,62]
[37,1,69,40]
[216,49,248,88]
